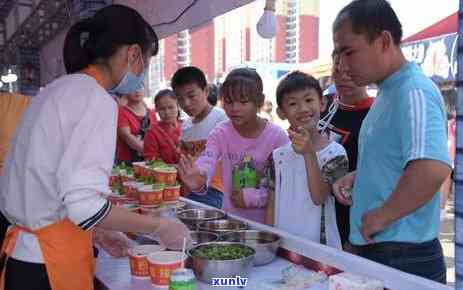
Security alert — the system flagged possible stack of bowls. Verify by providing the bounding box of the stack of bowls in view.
[197,219,248,236]
[177,208,226,230]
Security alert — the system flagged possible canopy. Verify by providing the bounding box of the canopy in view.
[115,0,257,39]
[403,12,458,43]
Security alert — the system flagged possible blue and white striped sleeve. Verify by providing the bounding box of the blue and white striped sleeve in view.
[400,87,451,168]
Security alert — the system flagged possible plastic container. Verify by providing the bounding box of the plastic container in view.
[138,165,150,178]
[163,184,181,202]
[128,245,166,278]
[138,185,164,206]
[119,169,129,183]
[154,168,178,185]
[106,193,136,206]
[122,181,139,198]
[147,251,186,287]
[132,162,146,177]
[131,182,145,199]
[109,175,120,187]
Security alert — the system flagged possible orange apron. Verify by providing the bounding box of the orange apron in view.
[0,219,95,290]
[0,65,109,290]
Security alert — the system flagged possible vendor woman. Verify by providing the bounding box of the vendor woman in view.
[0,5,189,290]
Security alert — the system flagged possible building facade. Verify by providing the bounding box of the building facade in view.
[149,0,320,93]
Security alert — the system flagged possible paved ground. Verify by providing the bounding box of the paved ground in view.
[440,194,455,287]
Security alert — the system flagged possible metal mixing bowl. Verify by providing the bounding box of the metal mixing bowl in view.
[185,231,220,268]
[177,208,226,230]
[197,219,248,235]
[221,230,281,266]
[187,242,255,284]
[189,231,220,247]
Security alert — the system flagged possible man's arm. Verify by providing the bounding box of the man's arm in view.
[381,159,451,223]
[361,159,451,242]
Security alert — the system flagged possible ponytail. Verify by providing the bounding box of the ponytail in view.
[63,5,158,75]
[63,19,94,74]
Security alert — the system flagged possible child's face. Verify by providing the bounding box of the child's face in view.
[174,83,209,118]
[277,88,326,130]
[223,96,260,128]
[156,95,178,124]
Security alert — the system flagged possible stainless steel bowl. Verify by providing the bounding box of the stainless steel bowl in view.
[189,231,220,247]
[221,230,281,266]
[177,209,226,230]
[185,231,220,268]
[197,219,248,235]
[187,242,255,284]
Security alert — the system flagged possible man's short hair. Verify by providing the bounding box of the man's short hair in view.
[333,0,402,46]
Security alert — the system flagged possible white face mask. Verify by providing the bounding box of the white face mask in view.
[108,51,146,95]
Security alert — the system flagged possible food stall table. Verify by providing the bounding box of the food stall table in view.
[96,198,451,290]
[96,249,328,290]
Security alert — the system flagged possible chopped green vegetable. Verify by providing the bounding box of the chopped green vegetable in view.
[191,244,253,260]
[147,159,167,168]
[137,176,155,184]
[111,183,123,195]
[152,183,165,190]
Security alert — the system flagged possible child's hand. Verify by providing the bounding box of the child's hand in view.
[231,189,247,208]
[177,155,206,192]
[231,188,268,209]
[288,127,314,155]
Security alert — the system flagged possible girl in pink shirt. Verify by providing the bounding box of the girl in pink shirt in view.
[178,68,289,223]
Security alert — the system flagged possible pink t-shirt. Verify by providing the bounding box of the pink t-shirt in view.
[196,120,289,223]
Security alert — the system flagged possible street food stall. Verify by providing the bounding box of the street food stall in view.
[95,162,451,290]
[0,1,457,289]
[95,201,451,290]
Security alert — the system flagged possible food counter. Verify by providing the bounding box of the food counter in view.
[96,249,328,290]
[95,198,451,290]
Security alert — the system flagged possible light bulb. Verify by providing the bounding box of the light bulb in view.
[9,74,18,83]
[256,0,277,39]
[1,69,18,83]
[257,9,277,39]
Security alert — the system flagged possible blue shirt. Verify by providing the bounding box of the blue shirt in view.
[349,62,451,245]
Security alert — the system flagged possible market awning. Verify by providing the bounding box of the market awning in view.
[402,33,458,83]
[114,0,257,39]
[403,12,458,43]
[401,12,458,84]
[1,0,258,62]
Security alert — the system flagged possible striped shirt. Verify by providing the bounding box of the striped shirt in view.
[349,62,451,245]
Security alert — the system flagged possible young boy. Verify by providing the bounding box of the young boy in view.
[171,66,227,208]
[265,71,348,248]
